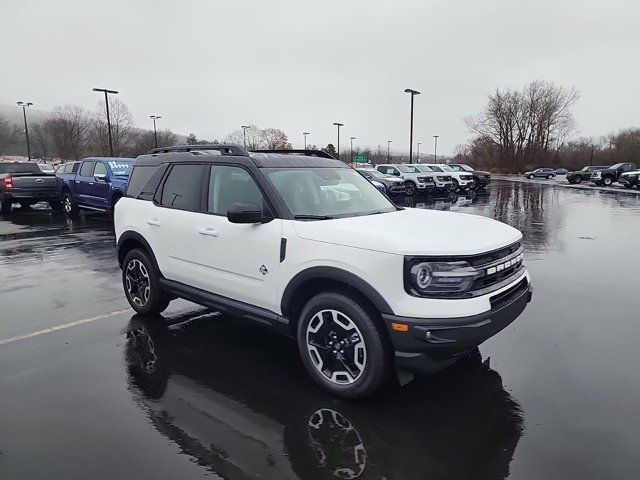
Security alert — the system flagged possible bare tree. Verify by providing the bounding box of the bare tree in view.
[91,98,137,156]
[130,129,178,156]
[44,105,91,161]
[260,127,292,149]
[465,81,579,171]
[224,125,264,149]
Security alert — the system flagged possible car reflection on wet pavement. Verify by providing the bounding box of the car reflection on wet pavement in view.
[1,180,639,479]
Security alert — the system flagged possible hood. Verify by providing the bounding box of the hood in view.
[475,170,491,176]
[292,208,522,256]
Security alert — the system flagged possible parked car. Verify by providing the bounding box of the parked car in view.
[565,166,608,184]
[554,168,568,175]
[618,169,640,189]
[448,163,492,189]
[419,163,474,191]
[370,179,386,193]
[37,162,55,174]
[591,162,637,186]
[523,168,556,179]
[115,145,532,399]
[56,157,134,217]
[374,163,439,195]
[356,168,406,195]
[0,161,61,214]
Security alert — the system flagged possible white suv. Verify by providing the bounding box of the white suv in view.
[419,163,475,190]
[375,164,438,195]
[115,146,532,399]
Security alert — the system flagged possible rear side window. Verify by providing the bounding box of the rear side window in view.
[159,164,205,211]
[79,161,94,177]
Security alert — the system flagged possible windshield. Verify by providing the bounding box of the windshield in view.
[428,165,444,172]
[0,163,42,174]
[456,164,474,172]
[415,165,433,172]
[264,167,396,219]
[609,163,624,169]
[439,165,454,172]
[397,165,419,173]
[107,160,133,176]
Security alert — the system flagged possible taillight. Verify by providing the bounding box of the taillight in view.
[4,176,13,189]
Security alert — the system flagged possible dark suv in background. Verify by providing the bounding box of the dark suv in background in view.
[591,162,636,186]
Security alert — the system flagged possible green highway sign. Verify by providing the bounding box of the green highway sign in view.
[353,155,368,163]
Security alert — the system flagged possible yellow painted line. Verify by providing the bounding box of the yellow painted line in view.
[0,308,131,346]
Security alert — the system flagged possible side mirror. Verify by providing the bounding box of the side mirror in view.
[94,173,108,182]
[227,202,270,224]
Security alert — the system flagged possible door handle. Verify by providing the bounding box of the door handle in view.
[146,218,161,226]
[198,227,219,237]
[88,182,94,186]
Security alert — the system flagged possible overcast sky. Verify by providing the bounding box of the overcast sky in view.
[1,0,638,155]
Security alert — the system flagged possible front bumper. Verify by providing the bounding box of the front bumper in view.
[416,182,436,191]
[434,180,454,189]
[382,277,532,374]
[387,183,406,194]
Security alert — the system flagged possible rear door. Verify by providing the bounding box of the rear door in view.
[75,161,95,205]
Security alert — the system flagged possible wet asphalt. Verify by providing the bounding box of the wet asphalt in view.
[1,180,639,479]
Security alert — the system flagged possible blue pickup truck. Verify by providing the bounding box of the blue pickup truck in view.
[56,157,134,217]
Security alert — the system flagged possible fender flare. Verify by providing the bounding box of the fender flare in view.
[117,230,161,274]
[280,266,394,317]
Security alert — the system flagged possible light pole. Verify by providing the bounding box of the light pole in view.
[303,131,310,149]
[149,115,161,148]
[333,122,344,160]
[16,101,33,161]
[241,125,249,149]
[92,88,118,156]
[404,88,421,163]
[433,135,440,163]
[349,137,356,162]
[387,140,392,162]
[417,142,422,162]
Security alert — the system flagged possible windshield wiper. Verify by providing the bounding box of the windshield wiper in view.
[294,214,335,220]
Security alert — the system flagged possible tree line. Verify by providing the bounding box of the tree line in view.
[456,80,640,172]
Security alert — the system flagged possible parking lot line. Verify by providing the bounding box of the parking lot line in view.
[0,308,130,346]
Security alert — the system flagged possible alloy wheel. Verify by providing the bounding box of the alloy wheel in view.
[305,309,367,385]
[64,196,72,213]
[125,259,151,307]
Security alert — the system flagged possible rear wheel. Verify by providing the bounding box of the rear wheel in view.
[122,249,170,315]
[404,181,416,196]
[0,199,12,214]
[63,192,79,218]
[297,292,390,399]
[546,174,554,179]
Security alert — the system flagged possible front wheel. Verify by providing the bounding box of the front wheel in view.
[122,249,170,315]
[451,179,459,190]
[528,174,534,179]
[404,181,416,196]
[573,176,582,184]
[297,292,391,399]
[603,177,613,186]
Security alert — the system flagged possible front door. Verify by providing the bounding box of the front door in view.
[86,161,110,208]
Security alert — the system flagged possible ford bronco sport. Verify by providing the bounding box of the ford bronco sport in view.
[115,145,532,399]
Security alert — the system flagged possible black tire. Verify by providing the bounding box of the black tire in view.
[624,184,632,189]
[546,174,553,179]
[603,176,613,186]
[404,181,416,196]
[573,176,582,184]
[297,292,391,399]
[0,199,12,214]
[528,174,534,179]
[122,248,170,315]
[49,200,63,211]
[62,191,79,218]
[451,179,459,190]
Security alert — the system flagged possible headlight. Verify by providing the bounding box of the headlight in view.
[406,260,480,296]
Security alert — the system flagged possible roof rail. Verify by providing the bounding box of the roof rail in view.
[148,144,249,156]
[250,149,337,160]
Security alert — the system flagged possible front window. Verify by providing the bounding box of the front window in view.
[207,165,268,216]
[264,167,396,219]
[581,167,590,172]
[107,160,133,176]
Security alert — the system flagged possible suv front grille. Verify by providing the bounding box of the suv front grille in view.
[437,175,452,181]
[460,175,473,180]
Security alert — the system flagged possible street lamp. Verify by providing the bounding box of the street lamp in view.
[404,88,421,163]
[349,136,356,162]
[16,101,33,161]
[433,135,440,163]
[417,142,422,162]
[92,88,119,156]
[303,131,310,149]
[149,115,162,148]
[333,122,344,160]
[387,140,392,162]
[241,125,250,149]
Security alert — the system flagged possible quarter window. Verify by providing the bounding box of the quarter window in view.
[207,165,266,216]
[159,164,205,211]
